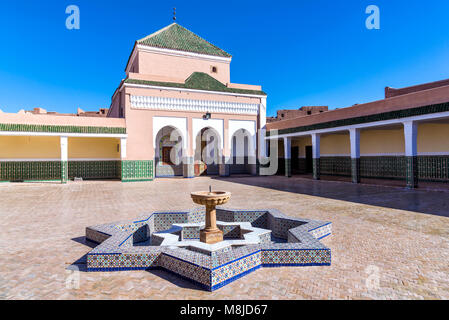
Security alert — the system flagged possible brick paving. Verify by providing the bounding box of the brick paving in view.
[0,176,448,300]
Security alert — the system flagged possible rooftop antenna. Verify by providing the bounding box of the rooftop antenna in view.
[173,7,176,22]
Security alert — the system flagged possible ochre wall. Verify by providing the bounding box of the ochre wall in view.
[281,123,449,158]
[68,137,120,159]
[0,136,60,159]
[0,136,121,160]
[418,123,449,153]
[321,134,350,155]
[361,129,405,155]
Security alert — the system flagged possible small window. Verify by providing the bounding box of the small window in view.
[211,66,218,73]
[281,113,285,118]
[307,111,312,115]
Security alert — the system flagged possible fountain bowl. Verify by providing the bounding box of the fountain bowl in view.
[190,191,231,206]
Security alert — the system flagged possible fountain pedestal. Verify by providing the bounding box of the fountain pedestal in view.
[191,191,231,244]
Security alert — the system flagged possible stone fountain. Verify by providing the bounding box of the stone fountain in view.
[84,187,332,291]
[190,189,231,244]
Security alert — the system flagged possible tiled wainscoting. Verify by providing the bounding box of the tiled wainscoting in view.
[0,161,62,181]
[320,157,352,177]
[0,160,154,182]
[276,156,449,182]
[121,160,154,182]
[69,161,122,180]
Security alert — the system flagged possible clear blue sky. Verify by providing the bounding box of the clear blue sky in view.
[1,0,449,117]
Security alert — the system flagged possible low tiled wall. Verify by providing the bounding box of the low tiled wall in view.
[0,161,62,181]
[0,160,155,182]
[279,155,449,182]
[121,160,153,182]
[69,161,121,180]
[320,157,352,176]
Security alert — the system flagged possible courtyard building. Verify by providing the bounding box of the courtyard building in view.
[1,23,449,189]
[266,78,449,188]
[0,23,267,183]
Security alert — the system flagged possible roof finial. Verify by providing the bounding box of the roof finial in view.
[173,7,176,22]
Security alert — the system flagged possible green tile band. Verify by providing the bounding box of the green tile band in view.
[121,160,154,182]
[320,157,351,177]
[0,161,62,181]
[69,161,121,179]
[267,101,449,136]
[0,123,126,134]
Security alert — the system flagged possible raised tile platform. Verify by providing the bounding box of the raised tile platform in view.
[86,208,332,291]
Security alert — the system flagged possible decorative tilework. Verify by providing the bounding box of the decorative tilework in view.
[418,156,449,182]
[320,157,351,177]
[85,208,332,291]
[0,123,126,134]
[0,161,62,182]
[69,161,121,180]
[360,156,406,179]
[268,101,449,136]
[121,160,153,182]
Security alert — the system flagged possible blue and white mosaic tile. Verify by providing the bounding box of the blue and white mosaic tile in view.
[85,207,332,291]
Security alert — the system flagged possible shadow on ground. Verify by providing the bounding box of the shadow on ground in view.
[212,175,449,217]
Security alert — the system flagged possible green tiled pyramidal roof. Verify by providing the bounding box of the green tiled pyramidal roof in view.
[125,72,266,96]
[137,23,231,58]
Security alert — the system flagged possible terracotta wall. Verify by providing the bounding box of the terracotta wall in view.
[136,50,230,84]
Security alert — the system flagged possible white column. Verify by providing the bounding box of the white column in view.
[283,137,291,177]
[403,121,418,188]
[311,133,320,180]
[120,137,127,159]
[349,128,361,183]
[60,136,68,161]
[60,136,68,183]
[349,128,360,159]
[311,133,320,159]
[258,97,267,159]
[283,137,291,159]
[403,121,418,157]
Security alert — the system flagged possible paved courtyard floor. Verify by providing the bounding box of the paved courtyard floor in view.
[1,176,449,300]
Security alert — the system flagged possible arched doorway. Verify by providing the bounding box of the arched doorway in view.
[194,127,221,176]
[230,129,255,175]
[154,126,184,177]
